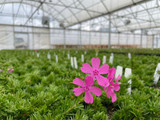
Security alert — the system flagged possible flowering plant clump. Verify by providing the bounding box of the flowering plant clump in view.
[7,68,14,73]
[0,69,3,73]
[73,57,121,104]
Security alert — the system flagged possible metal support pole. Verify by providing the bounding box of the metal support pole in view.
[152,35,154,49]
[27,25,29,49]
[157,35,159,48]
[89,31,91,49]
[133,34,135,47]
[126,33,128,48]
[79,24,82,49]
[118,32,120,48]
[12,2,15,49]
[108,14,111,48]
[49,27,51,49]
[64,28,66,49]
[99,32,102,48]
[140,30,143,48]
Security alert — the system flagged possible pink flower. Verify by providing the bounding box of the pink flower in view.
[81,57,109,87]
[34,49,38,51]
[107,67,116,82]
[0,69,3,73]
[73,76,102,104]
[8,68,14,73]
[106,73,121,103]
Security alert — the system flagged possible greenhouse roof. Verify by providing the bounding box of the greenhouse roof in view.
[1,0,160,35]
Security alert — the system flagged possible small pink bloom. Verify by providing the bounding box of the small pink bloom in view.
[81,57,109,87]
[73,76,102,104]
[106,73,121,103]
[107,67,116,82]
[0,69,3,72]
[34,49,38,51]
[8,68,14,73]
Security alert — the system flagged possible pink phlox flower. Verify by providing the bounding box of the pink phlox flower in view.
[107,67,116,82]
[106,71,121,103]
[81,57,109,87]
[8,68,14,73]
[73,76,102,104]
[0,69,3,73]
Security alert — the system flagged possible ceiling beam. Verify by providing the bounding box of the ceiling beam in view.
[24,1,44,25]
[66,0,151,27]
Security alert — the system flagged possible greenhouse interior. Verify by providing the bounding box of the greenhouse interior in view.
[1,0,160,119]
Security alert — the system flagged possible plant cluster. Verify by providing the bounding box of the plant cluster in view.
[73,58,121,103]
[0,49,160,119]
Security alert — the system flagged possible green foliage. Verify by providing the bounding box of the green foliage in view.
[92,111,108,120]
[0,49,160,119]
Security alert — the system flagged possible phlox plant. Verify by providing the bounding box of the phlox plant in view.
[0,69,3,72]
[7,68,14,73]
[73,57,121,104]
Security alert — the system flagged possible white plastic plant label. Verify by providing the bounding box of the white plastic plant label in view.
[37,53,40,58]
[56,55,58,63]
[74,57,78,69]
[109,55,113,64]
[85,51,87,54]
[67,53,70,59]
[124,68,132,78]
[96,52,98,57]
[81,54,84,63]
[128,53,131,59]
[47,53,51,60]
[127,79,132,95]
[153,63,160,84]
[103,56,106,64]
[71,57,74,68]
[115,66,123,78]
[124,68,132,95]
[111,53,114,57]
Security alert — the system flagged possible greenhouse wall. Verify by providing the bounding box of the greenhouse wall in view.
[0,25,154,49]
[0,25,14,49]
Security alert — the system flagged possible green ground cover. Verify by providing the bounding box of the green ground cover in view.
[0,49,160,120]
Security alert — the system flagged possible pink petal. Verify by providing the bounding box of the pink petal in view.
[96,75,108,87]
[111,92,117,103]
[84,91,93,104]
[81,63,93,73]
[108,68,116,78]
[116,75,121,83]
[73,88,84,96]
[116,82,121,86]
[106,86,117,103]
[85,76,94,87]
[73,78,85,87]
[91,57,100,69]
[99,64,109,74]
[88,74,95,79]
[90,86,102,96]
[114,84,120,91]
[106,86,112,98]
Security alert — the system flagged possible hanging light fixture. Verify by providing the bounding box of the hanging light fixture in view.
[124,19,131,25]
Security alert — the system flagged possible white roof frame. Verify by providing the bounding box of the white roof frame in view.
[0,0,149,27]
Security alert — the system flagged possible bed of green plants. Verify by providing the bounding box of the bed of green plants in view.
[0,49,160,120]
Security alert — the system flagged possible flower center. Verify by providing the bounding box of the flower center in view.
[93,70,99,76]
[84,86,89,91]
[110,85,114,90]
